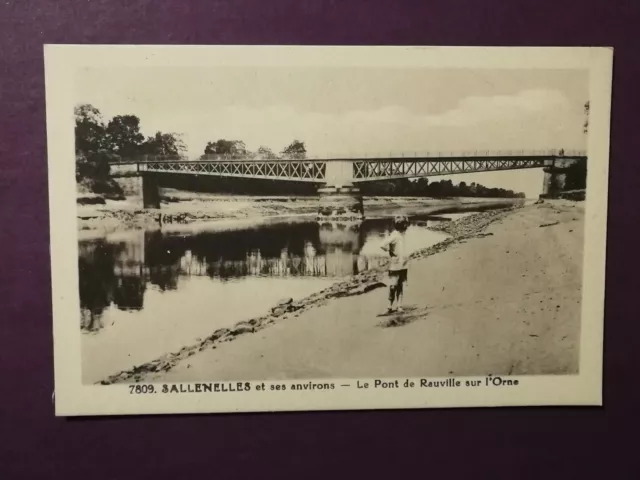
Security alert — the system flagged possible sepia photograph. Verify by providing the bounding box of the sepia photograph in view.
[46,46,612,415]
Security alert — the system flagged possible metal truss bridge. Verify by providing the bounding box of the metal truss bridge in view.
[111,149,587,184]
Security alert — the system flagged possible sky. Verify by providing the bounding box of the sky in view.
[75,66,588,197]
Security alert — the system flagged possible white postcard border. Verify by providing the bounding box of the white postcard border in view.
[45,45,613,416]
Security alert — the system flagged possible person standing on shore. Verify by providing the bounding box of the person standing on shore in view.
[380,215,410,314]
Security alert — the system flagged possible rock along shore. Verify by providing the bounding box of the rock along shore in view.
[99,205,521,385]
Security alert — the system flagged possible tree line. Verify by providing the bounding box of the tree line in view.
[75,104,188,197]
[75,104,188,160]
[203,139,307,160]
[75,103,310,196]
[359,177,525,198]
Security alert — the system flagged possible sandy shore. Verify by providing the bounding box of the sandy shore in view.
[100,200,583,384]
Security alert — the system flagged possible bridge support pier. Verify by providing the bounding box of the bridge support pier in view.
[540,158,579,199]
[142,175,161,209]
[317,185,364,221]
[318,159,364,220]
[541,169,566,199]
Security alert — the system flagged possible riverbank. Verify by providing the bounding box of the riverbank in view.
[78,193,522,236]
[99,199,583,384]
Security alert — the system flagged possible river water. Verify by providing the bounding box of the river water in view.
[78,202,508,383]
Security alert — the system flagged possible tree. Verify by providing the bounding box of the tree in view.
[75,104,107,153]
[281,140,306,159]
[106,115,145,158]
[415,177,429,194]
[204,139,247,157]
[76,150,119,181]
[143,131,187,156]
[256,146,279,160]
[358,176,523,198]
[74,104,120,195]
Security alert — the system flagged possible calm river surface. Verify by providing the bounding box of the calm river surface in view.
[78,203,506,383]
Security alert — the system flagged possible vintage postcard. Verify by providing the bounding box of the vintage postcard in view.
[45,45,612,416]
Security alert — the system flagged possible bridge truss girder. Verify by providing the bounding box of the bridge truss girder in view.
[351,158,552,182]
[140,160,326,183]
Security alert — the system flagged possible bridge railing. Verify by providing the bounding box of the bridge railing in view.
[109,154,189,165]
[111,148,586,165]
[299,148,586,159]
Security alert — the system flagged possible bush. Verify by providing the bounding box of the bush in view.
[76,150,121,181]
[76,150,125,199]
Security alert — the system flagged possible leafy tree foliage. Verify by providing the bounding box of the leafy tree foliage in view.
[74,104,122,198]
[202,140,306,160]
[74,104,107,154]
[75,103,188,160]
[74,104,187,197]
[143,131,187,156]
[75,150,120,181]
[106,115,145,157]
[256,146,278,160]
[204,139,247,156]
[281,140,306,159]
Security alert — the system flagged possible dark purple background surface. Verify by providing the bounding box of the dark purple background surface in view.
[1,1,638,478]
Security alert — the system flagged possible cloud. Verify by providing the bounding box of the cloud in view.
[433,89,572,127]
[127,88,583,159]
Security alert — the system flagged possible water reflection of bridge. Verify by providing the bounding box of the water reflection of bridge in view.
[113,246,386,280]
[174,248,385,278]
[78,221,385,330]
[106,222,376,279]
